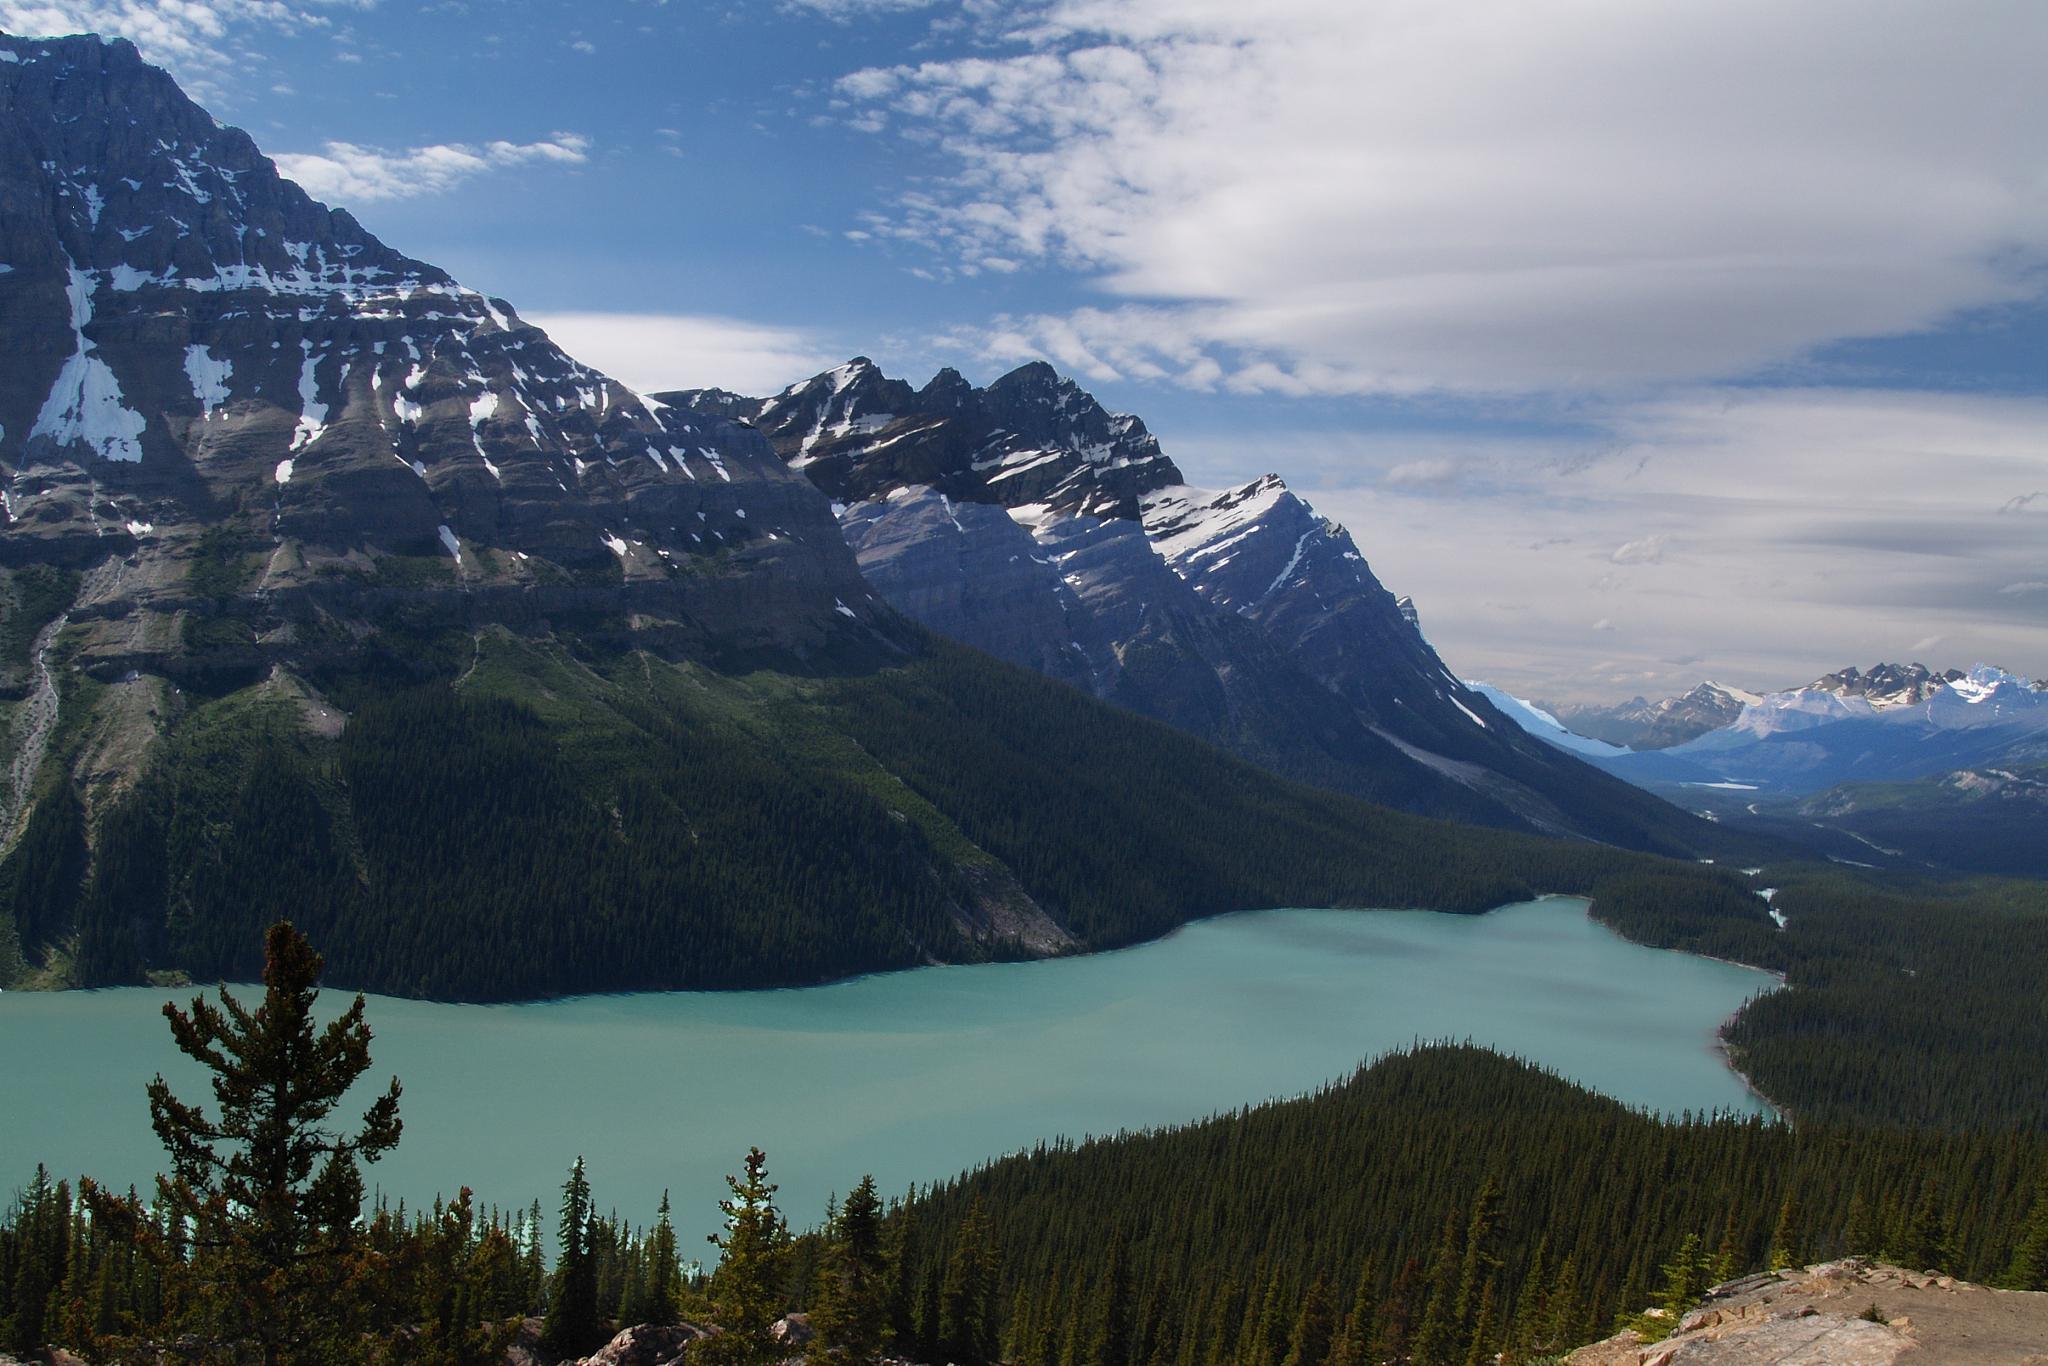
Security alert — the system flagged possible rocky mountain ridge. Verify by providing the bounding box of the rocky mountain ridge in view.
[669,359,1716,852]
[1806,661,1968,708]
[0,31,1744,1001]
[0,31,895,843]
[0,30,880,611]
[1552,682,1760,751]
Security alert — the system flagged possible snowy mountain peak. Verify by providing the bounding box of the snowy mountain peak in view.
[666,358,1180,521]
[1804,661,1966,709]
[0,29,876,671]
[1692,681,1763,707]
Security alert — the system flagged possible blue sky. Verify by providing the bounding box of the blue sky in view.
[5,0,2044,700]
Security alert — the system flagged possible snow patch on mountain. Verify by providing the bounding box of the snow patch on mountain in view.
[1465,683,1632,758]
[31,263,146,462]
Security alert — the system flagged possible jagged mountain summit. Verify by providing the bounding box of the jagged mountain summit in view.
[0,32,880,678]
[1551,681,1761,751]
[1,32,1742,1000]
[1487,662,2048,825]
[1804,661,1968,708]
[1715,662,2048,741]
[666,359,1715,852]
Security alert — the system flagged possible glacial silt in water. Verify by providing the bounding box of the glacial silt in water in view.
[0,898,1774,1245]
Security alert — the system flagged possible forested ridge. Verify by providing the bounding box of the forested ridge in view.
[8,621,2046,1138]
[1592,865,2048,1130]
[8,1025,2048,1366]
[0,626,1764,1001]
[890,1044,2048,1366]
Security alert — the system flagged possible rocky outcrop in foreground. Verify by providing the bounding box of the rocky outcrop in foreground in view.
[1568,1258,2048,1364]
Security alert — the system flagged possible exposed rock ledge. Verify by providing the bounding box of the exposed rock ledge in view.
[1568,1258,2048,1364]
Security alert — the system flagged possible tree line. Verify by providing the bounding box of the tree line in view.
[6,923,2047,1365]
[2,633,1762,1002]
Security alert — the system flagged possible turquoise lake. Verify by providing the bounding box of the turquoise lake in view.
[0,898,1776,1248]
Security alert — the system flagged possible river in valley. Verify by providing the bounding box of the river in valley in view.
[0,897,1776,1247]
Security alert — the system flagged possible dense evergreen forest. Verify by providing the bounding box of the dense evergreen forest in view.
[1592,866,2048,1130]
[6,937,2047,1366]
[0,626,1762,1001]
[891,1044,2048,1366]
[6,612,2047,1362]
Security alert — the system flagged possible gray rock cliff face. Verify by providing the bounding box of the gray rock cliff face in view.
[0,33,887,694]
[1569,1258,2048,1365]
[669,360,1710,850]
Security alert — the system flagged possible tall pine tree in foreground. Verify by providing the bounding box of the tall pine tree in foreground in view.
[703,1147,789,1366]
[541,1157,605,1357]
[809,1175,890,1366]
[143,920,402,1366]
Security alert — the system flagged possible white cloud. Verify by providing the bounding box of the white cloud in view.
[527,312,838,397]
[784,0,942,19]
[274,134,591,204]
[1167,386,2048,700]
[842,0,2048,396]
[0,0,371,91]
[1608,536,1668,566]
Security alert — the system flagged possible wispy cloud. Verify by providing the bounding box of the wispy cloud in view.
[274,135,592,204]
[526,312,839,398]
[1608,536,1669,567]
[839,0,2048,397]
[1174,386,2048,699]
[783,0,944,20]
[0,0,372,91]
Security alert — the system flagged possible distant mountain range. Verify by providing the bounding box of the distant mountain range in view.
[0,33,1735,999]
[1547,682,1760,750]
[1481,662,2048,874]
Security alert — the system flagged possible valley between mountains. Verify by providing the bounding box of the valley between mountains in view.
[0,30,1755,1003]
[3,21,2048,1366]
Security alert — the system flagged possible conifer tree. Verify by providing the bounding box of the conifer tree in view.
[144,920,402,1366]
[1411,1213,1466,1366]
[1767,1191,1802,1271]
[636,1192,684,1328]
[1461,1279,1498,1366]
[541,1157,603,1357]
[3,1167,64,1355]
[1279,1276,1333,1366]
[1247,1276,1292,1366]
[1842,1190,1876,1258]
[1505,1238,1549,1362]
[810,1175,890,1366]
[519,1200,547,1311]
[2005,1180,2048,1292]
[1088,1230,1134,1366]
[1542,1253,1585,1352]
[1895,1186,1950,1273]
[1657,1233,1707,1322]
[703,1147,788,1366]
[1327,1255,1379,1366]
[1707,1222,1741,1288]
[939,1199,1000,1366]
[1375,1257,1422,1363]
[883,1193,923,1356]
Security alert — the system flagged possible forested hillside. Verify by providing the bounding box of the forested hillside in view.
[1593,866,2048,1130]
[9,1035,2046,1366]
[0,617,1771,1001]
[893,1044,2048,1366]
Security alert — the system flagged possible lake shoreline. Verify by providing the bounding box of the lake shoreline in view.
[0,900,1777,1246]
[5,892,1615,1008]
